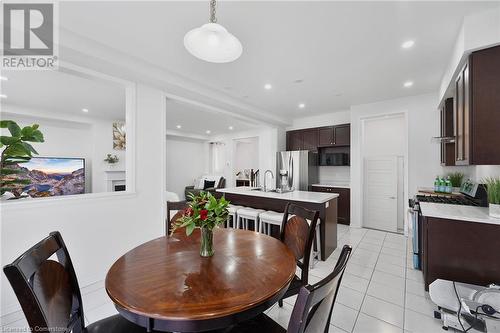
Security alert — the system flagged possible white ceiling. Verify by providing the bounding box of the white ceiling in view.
[58,1,499,121]
[0,70,125,120]
[166,98,258,137]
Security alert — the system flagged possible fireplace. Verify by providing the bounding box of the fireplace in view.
[105,170,126,192]
[113,181,126,192]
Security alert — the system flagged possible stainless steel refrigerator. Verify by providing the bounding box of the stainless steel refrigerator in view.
[276,151,318,192]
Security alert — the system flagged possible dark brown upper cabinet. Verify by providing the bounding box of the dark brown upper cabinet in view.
[286,124,351,151]
[333,124,350,146]
[440,98,455,166]
[302,129,319,151]
[286,124,350,151]
[317,124,350,147]
[286,130,303,151]
[318,127,334,146]
[453,45,500,165]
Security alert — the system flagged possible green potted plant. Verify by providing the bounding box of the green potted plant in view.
[484,177,500,218]
[447,172,464,190]
[0,120,44,199]
[104,154,119,164]
[172,191,229,257]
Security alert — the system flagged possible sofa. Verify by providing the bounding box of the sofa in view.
[185,175,226,199]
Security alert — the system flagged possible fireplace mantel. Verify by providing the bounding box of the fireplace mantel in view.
[104,169,126,192]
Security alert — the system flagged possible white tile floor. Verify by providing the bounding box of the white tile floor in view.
[2,225,445,333]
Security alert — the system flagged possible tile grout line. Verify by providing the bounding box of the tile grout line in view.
[349,231,386,332]
[402,237,408,332]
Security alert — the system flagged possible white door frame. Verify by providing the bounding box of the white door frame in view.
[359,111,409,235]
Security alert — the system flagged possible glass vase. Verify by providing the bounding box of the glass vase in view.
[200,227,214,257]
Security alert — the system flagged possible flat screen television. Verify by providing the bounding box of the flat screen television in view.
[11,157,85,197]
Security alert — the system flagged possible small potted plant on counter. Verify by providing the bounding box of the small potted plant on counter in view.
[171,191,229,257]
[448,172,464,191]
[484,177,500,218]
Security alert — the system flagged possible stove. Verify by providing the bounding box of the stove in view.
[414,179,488,207]
[415,194,480,206]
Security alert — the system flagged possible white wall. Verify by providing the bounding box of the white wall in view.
[1,106,126,194]
[475,166,500,180]
[91,120,127,193]
[350,93,443,228]
[1,84,165,317]
[318,166,350,184]
[233,137,259,174]
[287,110,350,130]
[165,136,209,199]
[210,127,281,188]
[440,7,500,101]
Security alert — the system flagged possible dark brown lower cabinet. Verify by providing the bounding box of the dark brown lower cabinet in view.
[312,186,350,225]
[421,216,500,290]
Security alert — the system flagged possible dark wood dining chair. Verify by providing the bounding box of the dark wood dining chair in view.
[278,203,320,307]
[212,245,352,333]
[166,200,188,235]
[3,231,161,333]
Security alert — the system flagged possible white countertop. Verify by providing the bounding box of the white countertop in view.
[312,183,350,189]
[419,202,500,226]
[217,187,338,204]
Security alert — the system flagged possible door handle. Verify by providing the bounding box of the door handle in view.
[389,196,396,199]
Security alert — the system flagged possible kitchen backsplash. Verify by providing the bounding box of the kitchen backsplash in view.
[318,166,350,184]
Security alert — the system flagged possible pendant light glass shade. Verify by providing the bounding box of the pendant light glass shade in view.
[184,23,242,63]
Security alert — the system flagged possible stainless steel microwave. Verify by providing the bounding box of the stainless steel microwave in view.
[319,152,349,166]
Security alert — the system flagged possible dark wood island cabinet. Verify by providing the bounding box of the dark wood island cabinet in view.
[217,187,339,261]
[419,205,500,290]
[312,186,350,225]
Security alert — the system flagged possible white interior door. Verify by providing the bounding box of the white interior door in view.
[363,156,398,232]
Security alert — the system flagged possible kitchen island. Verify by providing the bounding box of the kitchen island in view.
[216,187,339,260]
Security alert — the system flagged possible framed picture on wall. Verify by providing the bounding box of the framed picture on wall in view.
[113,122,126,150]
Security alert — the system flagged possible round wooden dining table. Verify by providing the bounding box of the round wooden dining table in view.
[105,228,296,332]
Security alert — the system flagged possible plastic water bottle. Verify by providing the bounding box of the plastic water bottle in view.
[434,176,440,192]
[439,177,446,193]
[445,177,452,193]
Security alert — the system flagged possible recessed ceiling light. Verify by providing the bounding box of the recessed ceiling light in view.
[176,125,182,129]
[228,126,234,130]
[403,81,414,88]
[82,108,89,113]
[0,94,7,99]
[401,40,415,49]
[0,76,8,81]
[206,130,211,134]
[298,103,306,109]
[264,83,272,90]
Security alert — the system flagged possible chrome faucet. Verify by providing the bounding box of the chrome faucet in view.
[263,169,274,192]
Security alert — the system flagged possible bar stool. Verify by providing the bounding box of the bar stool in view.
[308,219,322,268]
[227,204,242,228]
[237,207,265,231]
[259,211,283,235]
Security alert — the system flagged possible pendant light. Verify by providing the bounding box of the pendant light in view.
[184,0,242,63]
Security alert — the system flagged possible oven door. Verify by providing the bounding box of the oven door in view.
[410,203,421,270]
